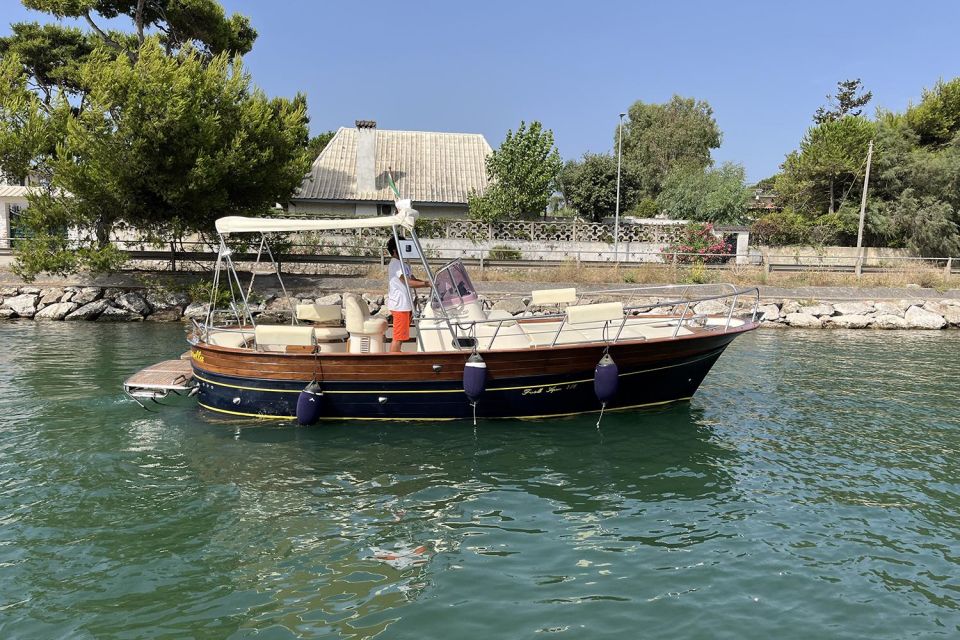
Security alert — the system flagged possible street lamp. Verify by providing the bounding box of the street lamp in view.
[614,112,626,262]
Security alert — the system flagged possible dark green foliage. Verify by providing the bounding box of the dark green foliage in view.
[904,78,960,146]
[631,198,658,217]
[775,116,875,215]
[814,79,873,125]
[488,244,522,260]
[620,95,722,198]
[655,162,750,224]
[0,1,310,279]
[307,130,336,159]
[559,153,642,222]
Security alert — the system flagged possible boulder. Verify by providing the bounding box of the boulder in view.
[757,304,781,322]
[103,287,125,300]
[491,297,527,315]
[873,301,903,317]
[800,303,835,317]
[315,293,343,306]
[71,287,102,305]
[825,315,873,329]
[146,290,189,310]
[39,287,66,306]
[784,312,823,328]
[0,308,16,319]
[20,286,40,295]
[2,293,39,318]
[0,286,19,297]
[34,302,78,321]
[896,299,918,312]
[872,314,910,330]
[922,301,949,316]
[833,301,873,316]
[146,306,184,322]
[65,299,111,321]
[781,300,801,315]
[693,299,729,315]
[183,302,211,319]
[943,306,960,327]
[116,292,152,316]
[265,296,296,312]
[904,305,946,329]
[96,305,142,322]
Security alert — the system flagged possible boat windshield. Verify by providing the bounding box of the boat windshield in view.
[431,259,479,310]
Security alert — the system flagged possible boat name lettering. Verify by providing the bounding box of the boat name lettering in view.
[191,350,204,363]
[522,384,576,396]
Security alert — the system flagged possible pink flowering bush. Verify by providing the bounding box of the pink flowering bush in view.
[661,223,733,264]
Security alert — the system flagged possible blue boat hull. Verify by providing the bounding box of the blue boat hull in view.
[192,343,731,421]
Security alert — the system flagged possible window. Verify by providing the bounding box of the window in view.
[377,203,394,216]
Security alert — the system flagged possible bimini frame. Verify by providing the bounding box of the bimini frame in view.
[203,201,459,350]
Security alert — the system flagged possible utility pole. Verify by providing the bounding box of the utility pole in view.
[855,139,874,276]
[614,112,626,262]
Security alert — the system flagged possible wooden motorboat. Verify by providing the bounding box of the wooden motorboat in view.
[124,201,759,422]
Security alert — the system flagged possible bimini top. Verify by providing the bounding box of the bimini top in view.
[215,200,418,235]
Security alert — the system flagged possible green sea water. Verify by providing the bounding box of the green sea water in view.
[1,322,958,639]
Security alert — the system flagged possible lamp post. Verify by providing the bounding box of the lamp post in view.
[614,112,626,262]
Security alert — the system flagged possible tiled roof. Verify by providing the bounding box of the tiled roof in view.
[0,185,31,198]
[293,127,492,204]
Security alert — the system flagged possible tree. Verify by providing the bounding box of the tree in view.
[468,120,562,222]
[0,2,310,279]
[559,153,642,222]
[306,130,336,159]
[814,79,873,124]
[905,77,960,146]
[776,116,875,215]
[656,162,750,224]
[620,95,722,198]
[871,190,960,257]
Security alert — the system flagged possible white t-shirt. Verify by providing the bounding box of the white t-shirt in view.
[387,258,413,311]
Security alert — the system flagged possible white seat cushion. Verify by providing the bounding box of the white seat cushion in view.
[255,324,315,347]
[207,331,250,348]
[362,318,388,334]
[531,287,577,305]
[296,303,342,325]
[313,327,349,341]
[566,302,624,325]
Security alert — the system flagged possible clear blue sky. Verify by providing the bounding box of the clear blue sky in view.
[4,0,960,182]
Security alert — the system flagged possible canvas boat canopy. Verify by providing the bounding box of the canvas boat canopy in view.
[215,201,418,235]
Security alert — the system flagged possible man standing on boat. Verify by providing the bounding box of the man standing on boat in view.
[386,237,431,352]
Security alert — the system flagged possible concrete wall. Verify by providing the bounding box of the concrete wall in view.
[417,238,667,262]
[761,245,913,264]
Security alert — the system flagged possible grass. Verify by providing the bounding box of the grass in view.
[459,260,957,290]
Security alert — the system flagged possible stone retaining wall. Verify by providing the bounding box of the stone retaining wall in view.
[2,285,959,330]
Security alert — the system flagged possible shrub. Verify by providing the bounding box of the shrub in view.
[631,198,659,218]
[750,210,811,245]
[661,223,733,264]
[187,279,234,307]
[488,244,522,260]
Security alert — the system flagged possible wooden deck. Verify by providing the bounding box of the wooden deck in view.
[123,358,195,394]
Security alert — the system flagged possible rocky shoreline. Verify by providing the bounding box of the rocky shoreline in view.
[2,284,959,330]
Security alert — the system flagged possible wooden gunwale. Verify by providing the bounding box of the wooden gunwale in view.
[190,320,756,383]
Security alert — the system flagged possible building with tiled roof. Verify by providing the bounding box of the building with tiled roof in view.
[289,121,492,218]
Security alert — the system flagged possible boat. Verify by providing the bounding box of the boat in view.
[123,200,760,422]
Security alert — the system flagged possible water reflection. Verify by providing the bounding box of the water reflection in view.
[3,323,960,638]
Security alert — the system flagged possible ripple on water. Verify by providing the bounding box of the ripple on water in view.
[0,323,959,638]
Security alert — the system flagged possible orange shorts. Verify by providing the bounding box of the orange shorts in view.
[392,310,412,341]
